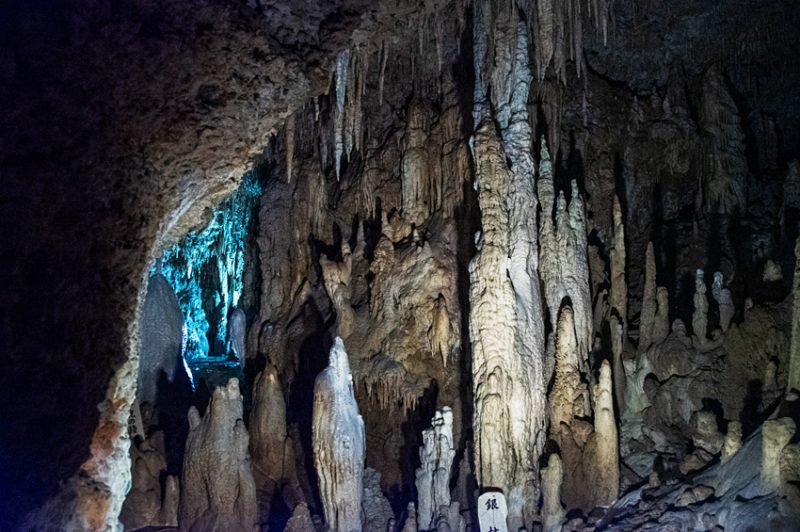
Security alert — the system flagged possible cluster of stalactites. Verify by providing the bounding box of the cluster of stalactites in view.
[333,48,367,181]
[529,0,611,82]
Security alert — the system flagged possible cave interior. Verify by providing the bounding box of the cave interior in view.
[2,0,800,530]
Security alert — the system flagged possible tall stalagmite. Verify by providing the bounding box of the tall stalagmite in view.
[469,4,546,527]
[609,196,627,342]
[312,338,365,532]
[415,408,456,531]
[585,360,619,507]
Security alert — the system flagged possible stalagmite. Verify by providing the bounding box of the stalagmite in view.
[402,502,419,532]
[585,360,619,508]
[179,378,257,532]
[250,365,292,482]
[761,418,796,494]
[429,294,451,366]
[565,180,593,365]
[639,242,657,353]
[712,272,734,332]
[609,195,627,342]
[541,453,566,532]
[334,49,350,181]
[789,237,800,392]
[548,306,591,509]
[313,338,365,532]
[692,269,709,345]
[320,242,354,339]
[652,287,670,345]
[229,307,246,363]
[610,314,625,412]
[721,421,742,462]
[415,408,455,531]
[362,468,394,532]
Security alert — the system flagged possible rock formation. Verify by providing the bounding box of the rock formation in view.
[138,273,184,406]
[639,242,657,354]
[313,338,365,532]
[228,308,247,363]
[541,453,566,532]
[761,418,796,494]
[179,378,257,532]
[610,195,628,341]
[415,408,455,531]
[692,269,709,345]
[790,237,800,393]
[585,360,619,507]
[712,272,734,332]
[362,468,394,532]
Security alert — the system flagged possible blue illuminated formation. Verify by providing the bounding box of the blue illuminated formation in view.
[156,171,261,368]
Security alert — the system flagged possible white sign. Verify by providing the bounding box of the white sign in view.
[478,491,508,532]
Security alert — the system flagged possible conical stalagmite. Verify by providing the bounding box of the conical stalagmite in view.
[179,378,257,532]
[585,360,619,507]
[541,453,566,532]
[609,195,627,337]
[693,269,709,345]
[639,242,657,354]
[312,338,365,532]
[548,306,592,510]
[250,364,298,501]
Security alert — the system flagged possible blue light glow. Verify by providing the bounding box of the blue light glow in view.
[156,171,261,367]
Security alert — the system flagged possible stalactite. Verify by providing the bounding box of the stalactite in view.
[334,49,350,181]
[379,41,388,106]
[313,338,365,532]
[533,0,554,81]
[698,65,747,214]
[344,50,357,161]
[639,242,657,354]
[415,408,455,531]
[789,236,800,392]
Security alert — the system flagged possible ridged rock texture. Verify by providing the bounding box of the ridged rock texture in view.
[312,338,365,532]
[5,0,800,530]
[179,378,257,532]
[415,407,456,531]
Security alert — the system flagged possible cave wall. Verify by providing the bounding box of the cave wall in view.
[0,0,451,528]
